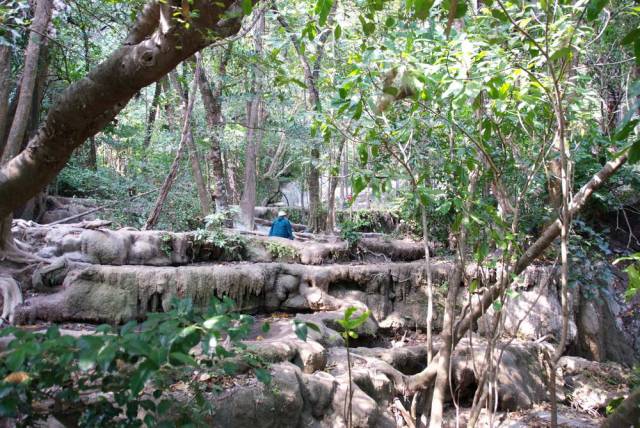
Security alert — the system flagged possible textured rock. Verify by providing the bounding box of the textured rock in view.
[13,261,466,326]
[558,356,631,415]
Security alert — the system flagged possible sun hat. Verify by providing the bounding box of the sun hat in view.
[278,210,287,217]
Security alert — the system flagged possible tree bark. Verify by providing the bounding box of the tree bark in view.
[0,46,12,154]
[169,66,210,218]
[1,0,52,163]
[198,46,231,214]
[325,139,345,233]
[144,66,200,230]
[0,0,247,221]
[239,12,265,230]
[79,24,97,170]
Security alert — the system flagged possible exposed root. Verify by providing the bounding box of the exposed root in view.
[0,276,23,324]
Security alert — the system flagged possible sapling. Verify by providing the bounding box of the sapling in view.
[337,306,371,428]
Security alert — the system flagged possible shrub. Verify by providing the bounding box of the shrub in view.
[0,297,269,427]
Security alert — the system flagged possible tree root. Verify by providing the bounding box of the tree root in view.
[0,276,23,324]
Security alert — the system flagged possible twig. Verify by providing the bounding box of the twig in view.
[393,398,416,428]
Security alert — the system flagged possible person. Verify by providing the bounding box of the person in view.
[269,210,294,240]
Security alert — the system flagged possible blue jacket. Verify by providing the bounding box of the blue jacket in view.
[269,217,294,240]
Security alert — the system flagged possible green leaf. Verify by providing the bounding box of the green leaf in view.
[157,399,172,414]
[435,200,452,215]
[130,367,151,396]
[621,28,640,45]
[490,9,508,22]
[78,350,96,371]
[635,39,640,66]
[353,100,363,120]
[240,0,253,15]
[383,86,399,96]
[170,352,197,366]
[254,367,272,384]
[614,119,638,141]
[357,143,368,164]
[605,396,625,415]
[361,19,375,36]
[586,0,608,21]
[306,321,320,332]
[550,47,572,62]
[353,176,367,197]
[343,306,357,321]
[204,315,229,330]
[414,0,434,20]
[469,279,479,293]
[96,342,117,371]
[628,140,640,164]
[350,310,370,329]
[292,320,309,341]
[261,322,270,333]
[334,24,342,40]
[315,0,334,26]
[6,349,26,372]
[443,0,468,19]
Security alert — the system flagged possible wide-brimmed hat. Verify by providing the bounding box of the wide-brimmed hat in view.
[278,210,287,217]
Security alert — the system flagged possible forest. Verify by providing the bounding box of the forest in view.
[0,0,639,426]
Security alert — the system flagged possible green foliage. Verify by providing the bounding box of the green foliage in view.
[614,252,640,302]
[0,0,30,46]
[337,209,399,238]
[0,297,270,427]
[339,219,364,247]
[265,241,298,260]
[291,319,321,342]
[160,233,172,256]
[336,307,370,342]
[193,213,246,261]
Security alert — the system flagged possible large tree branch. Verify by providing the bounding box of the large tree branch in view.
[0,0,248,219]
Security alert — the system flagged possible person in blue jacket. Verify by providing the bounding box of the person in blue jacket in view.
[269,210,294,240]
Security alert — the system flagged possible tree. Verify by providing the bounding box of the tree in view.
[0,0,250,248]
[198,46,232,215]
[239,11,266,230]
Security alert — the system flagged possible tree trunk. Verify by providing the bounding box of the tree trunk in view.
[1,0,52,163]
[0,45,12,153]
[325,139,345,233]
[144,67,200,230]
[143,143,186,230]
[198,46,231,214]
[144,81,162,148]
[308,149,321,231]
[275,3,336,232]
[169,67,210,218]
[0,216,12,252]
[429,171,478,428]
[239,12,265,230]
[80,25,97,170]
[224,150,239,204]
